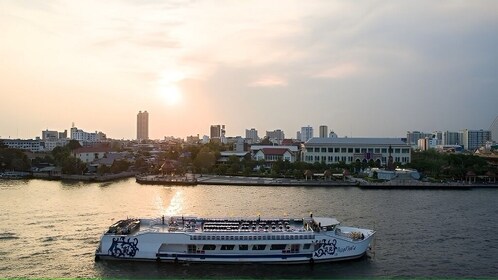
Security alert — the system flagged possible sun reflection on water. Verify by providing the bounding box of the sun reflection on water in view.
[164,190,183,216]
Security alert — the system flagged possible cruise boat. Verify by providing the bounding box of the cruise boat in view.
[95,215,375,264]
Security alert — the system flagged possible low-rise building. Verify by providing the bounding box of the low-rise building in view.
[302,137,411,166]
[72,145,112,163]
[2,139,43,152]
[254,148,296,166]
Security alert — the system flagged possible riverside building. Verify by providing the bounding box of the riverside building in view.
[302,137,411,166]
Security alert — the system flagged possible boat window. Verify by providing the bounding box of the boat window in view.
[239,245,248,250]
[202,244,216,250]
[290,244,300,253]
[221,245,235,250]
[270,244,287,250]
[252,245,266,250]
[187,244,197,253]
[303,244,311,250]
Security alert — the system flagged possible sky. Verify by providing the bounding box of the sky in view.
[1,1,497,140]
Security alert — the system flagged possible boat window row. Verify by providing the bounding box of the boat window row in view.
[187,244,309,253]
[190,234,315,241]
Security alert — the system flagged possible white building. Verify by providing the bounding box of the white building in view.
[72,146,111,163]
[254,148,296,165]
[71,127,106,145]
[43,139,69,151]
[300,126,314,142]
[2,139,43,152]
[302,137,411,166]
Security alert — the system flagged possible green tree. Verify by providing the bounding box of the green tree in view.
[110,159,130,173]
[0,148,31,171]
[66,140,82,151]
[61,157,85,174]
[226,155,241,174]
[193,147,216,173]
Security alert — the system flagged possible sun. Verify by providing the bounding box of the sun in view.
[161,85,183,106]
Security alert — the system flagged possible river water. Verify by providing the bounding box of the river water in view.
[0,178,497,278]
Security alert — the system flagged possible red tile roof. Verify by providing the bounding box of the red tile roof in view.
[261,148,290,155]
[73,146,112,154]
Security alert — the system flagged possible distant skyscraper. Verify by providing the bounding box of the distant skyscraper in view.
[442,131,461,145]
[137,111,149,141]
[300,126,314,142]
[245,128,259,143]
[461,129,491,150]
[490,116,498,142]
[210,125,221,139]
[319,125,328,138]
[406,131,432,146]
[266,129,285,144]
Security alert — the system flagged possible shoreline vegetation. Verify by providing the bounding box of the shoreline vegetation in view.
[1,140,497,188]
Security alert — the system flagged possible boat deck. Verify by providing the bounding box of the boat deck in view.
[108,216,323,235]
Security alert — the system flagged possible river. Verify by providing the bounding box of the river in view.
[0,178,497,278]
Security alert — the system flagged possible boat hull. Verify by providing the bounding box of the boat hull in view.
[95,232,374,264]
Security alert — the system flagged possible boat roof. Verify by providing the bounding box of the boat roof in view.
[313,217,340,227]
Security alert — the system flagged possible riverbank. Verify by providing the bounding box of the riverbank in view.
[137,174,498,189]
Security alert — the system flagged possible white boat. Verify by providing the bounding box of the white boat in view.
[95,215,375,264]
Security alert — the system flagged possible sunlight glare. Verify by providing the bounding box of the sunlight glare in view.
[161,85,183,106]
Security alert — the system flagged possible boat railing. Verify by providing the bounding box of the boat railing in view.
[334,228,365,241]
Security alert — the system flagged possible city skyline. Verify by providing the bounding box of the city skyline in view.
[1,1,497,140]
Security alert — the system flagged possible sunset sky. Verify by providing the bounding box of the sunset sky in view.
[1,1,497,140]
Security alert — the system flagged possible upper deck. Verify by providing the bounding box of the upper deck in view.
[105,216,340,236]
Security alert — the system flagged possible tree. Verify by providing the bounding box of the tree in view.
[0,148,31,171]
[227,155,241,174]
[193,147,216,173]
[0,140,7,149]
[66,140,82,151]
[110,160,130,173]
[61,157,85,174]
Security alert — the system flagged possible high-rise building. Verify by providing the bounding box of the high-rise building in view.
[42,130,59,141]
[300,126,314,142]
[442,131,462,145]
[432,131,443,145]
[406,131,432,146]
[490,116,498,142]
[245,128,259,143]
[210,125,221,139]
[137,111,149,141]
[461,129,492,151]
[266,129,285,144]
[319,125,328,138]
